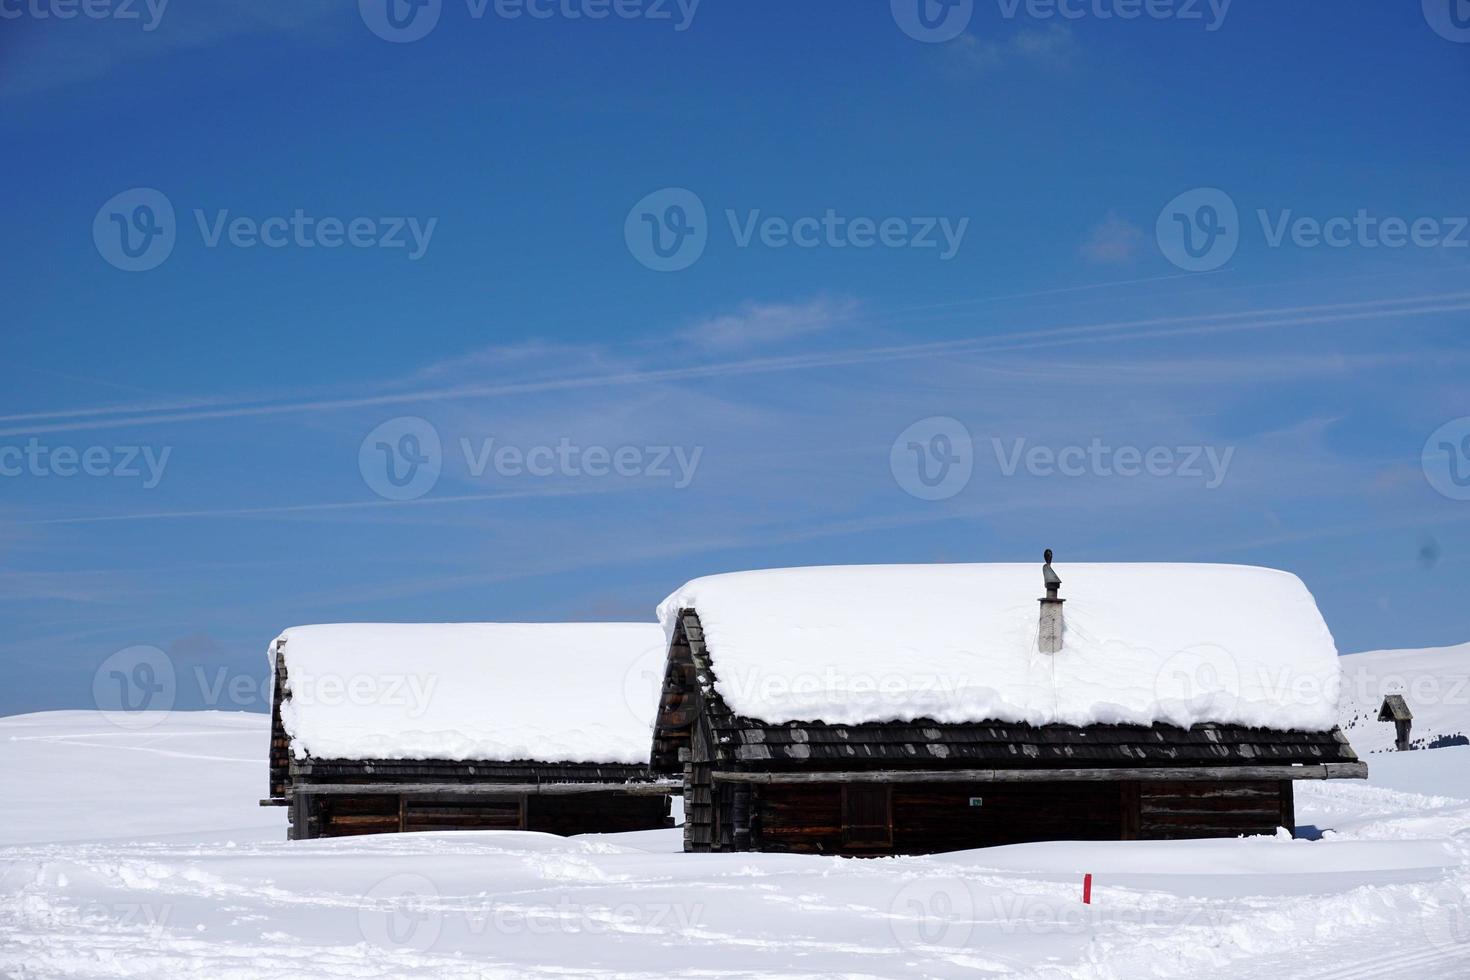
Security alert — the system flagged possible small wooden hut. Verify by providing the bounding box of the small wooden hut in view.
[651,559,1365,855]
[264,622,674,840]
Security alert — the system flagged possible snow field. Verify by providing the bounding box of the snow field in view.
[3,709,1470,977]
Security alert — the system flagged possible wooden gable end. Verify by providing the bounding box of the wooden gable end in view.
[267,648,291,802]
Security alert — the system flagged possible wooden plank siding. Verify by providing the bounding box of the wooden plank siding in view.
[740,779,1292,856]
[1136,780,1290,841]
[296,790,671,840]
[752,782,1122,855]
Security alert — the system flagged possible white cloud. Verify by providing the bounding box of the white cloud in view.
[945,24,1076,77]
[1081,212,1148,265]
[677,297,859,350]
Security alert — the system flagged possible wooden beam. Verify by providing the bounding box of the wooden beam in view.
[291,781,682,797]
[710,763,1367,784]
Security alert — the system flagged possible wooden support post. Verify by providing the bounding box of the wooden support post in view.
[1279,780,1296,838]
[289,793,314,841]
[1120,781,1140,840]
[731,783,752,851]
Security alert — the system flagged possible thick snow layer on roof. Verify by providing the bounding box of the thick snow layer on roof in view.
[658,563,1342,731]
[271,622,665,764]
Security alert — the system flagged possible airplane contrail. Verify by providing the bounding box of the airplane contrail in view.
[2,290,1463,438]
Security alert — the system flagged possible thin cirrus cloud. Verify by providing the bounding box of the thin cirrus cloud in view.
[0,0,341,97]
[0,288,1466,438]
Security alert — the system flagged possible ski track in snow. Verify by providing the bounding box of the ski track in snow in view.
[3,711,1470,978]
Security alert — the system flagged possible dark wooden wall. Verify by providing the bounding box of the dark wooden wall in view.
[682,712,718,852]
[1135,780,1291,841]
[703,778,1293,856]
[527,793,674,837]
[296,791,671,840]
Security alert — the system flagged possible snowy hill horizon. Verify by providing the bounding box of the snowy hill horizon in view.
[1341,642,1470,755]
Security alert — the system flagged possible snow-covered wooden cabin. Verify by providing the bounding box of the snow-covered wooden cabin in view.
[264,623,674,840]
[651,560,1365,855]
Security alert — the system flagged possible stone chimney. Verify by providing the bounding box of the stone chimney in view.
[1038,549,1064,654]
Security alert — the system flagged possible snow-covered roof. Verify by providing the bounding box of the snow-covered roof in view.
[270,622,665,765]
[657,563,1342,732]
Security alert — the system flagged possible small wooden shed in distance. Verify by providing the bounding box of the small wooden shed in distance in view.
[651,560,1366,855]
[1378,694,1413,751]
[264,622,674,840]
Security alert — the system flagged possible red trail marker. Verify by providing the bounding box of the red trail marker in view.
[1082,873,1093,904]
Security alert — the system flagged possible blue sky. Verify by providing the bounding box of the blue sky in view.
[3,1,1469,716]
